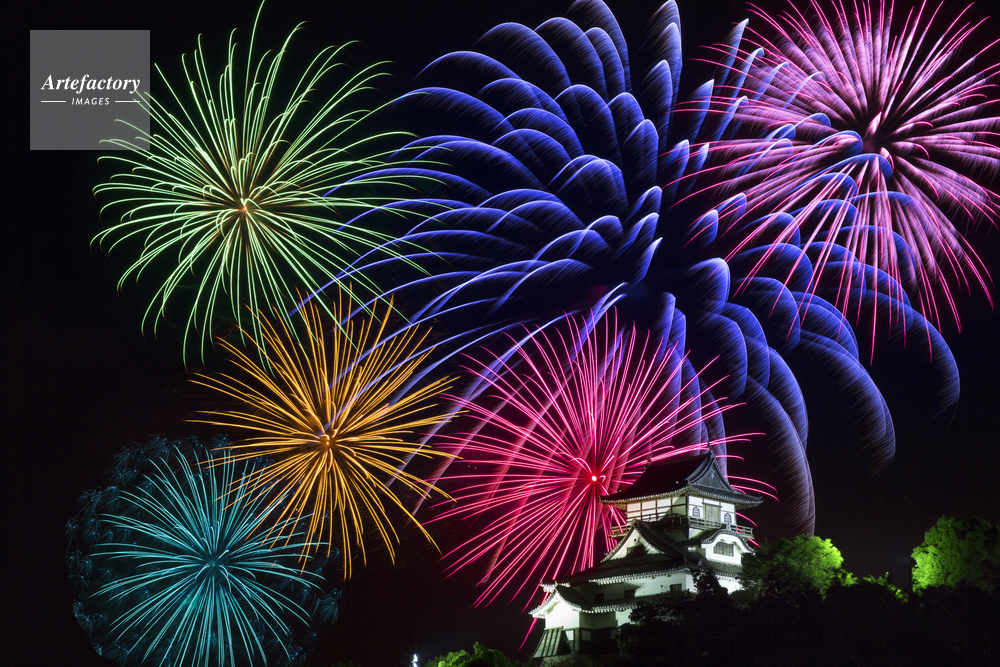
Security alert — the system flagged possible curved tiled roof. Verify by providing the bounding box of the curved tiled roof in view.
[603,450,762,508]
[541,520,743,588]
[686,526,755,552]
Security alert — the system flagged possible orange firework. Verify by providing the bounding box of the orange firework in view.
[192,293,453,578]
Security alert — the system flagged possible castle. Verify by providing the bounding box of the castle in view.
[530,450,762,661]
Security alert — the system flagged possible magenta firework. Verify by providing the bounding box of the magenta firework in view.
[434,312,756,606]
[697,0,999,332]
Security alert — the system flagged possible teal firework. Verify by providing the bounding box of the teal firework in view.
[66,436,338,667]
[94,3,423,363]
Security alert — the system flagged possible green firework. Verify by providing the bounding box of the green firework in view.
[94,3,423,364]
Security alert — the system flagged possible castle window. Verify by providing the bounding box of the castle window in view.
[670,583,683,592]
[714,541,734,557]
[691,506,701,518]
[723,512,733,525]
[705,504,720,522]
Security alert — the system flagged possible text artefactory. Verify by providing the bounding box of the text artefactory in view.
[41,74,141,96]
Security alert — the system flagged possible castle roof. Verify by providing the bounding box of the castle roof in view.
[537,520,741,592]
[602,449,762,508]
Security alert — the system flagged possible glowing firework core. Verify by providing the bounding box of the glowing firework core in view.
[434,311,740,605]
[193,293,455,578]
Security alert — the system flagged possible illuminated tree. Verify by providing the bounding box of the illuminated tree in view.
[911,516,1000,593]
[425,643,516,667]
[740,534,855,598]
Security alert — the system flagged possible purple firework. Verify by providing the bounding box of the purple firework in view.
[693,0,999,334]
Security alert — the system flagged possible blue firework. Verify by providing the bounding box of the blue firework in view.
[313,0,955,534]
[65,436,339,667]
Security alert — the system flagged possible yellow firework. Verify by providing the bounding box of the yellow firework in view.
[192,294,453,578]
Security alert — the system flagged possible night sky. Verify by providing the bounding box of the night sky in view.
[13,1,1000,666]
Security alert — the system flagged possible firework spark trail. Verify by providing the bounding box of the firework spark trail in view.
[93,2,430,364]
[431,311,764,606]
[690,0,999,334]
[192,291,454,579]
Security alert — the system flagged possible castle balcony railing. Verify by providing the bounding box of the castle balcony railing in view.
[611,515,753,539]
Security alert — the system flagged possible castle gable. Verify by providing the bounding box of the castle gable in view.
[603,520,688,562]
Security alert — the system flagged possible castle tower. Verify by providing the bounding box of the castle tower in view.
[530,449,762,662]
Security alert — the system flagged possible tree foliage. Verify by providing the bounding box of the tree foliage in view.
[740,535,856,598]
[618,575,998,666]
[912,517,1000,593]
[618,572,741,667]
[616,530,1000,665]
[423,643,525,667]
[862,572,908,602]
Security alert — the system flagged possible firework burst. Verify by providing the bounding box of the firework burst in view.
[192,292,454,578]
[433,311,757,606]
[94,2,426,363]
[696,0,999,332]
[319,0,947,533]
[66,436,337,667]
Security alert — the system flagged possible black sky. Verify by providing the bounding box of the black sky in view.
[12,1,1000,666]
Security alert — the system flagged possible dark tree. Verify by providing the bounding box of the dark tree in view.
[618,573,748,667]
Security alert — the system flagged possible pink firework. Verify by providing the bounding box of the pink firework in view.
[433,311,756,606]
[696,0,999,332]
